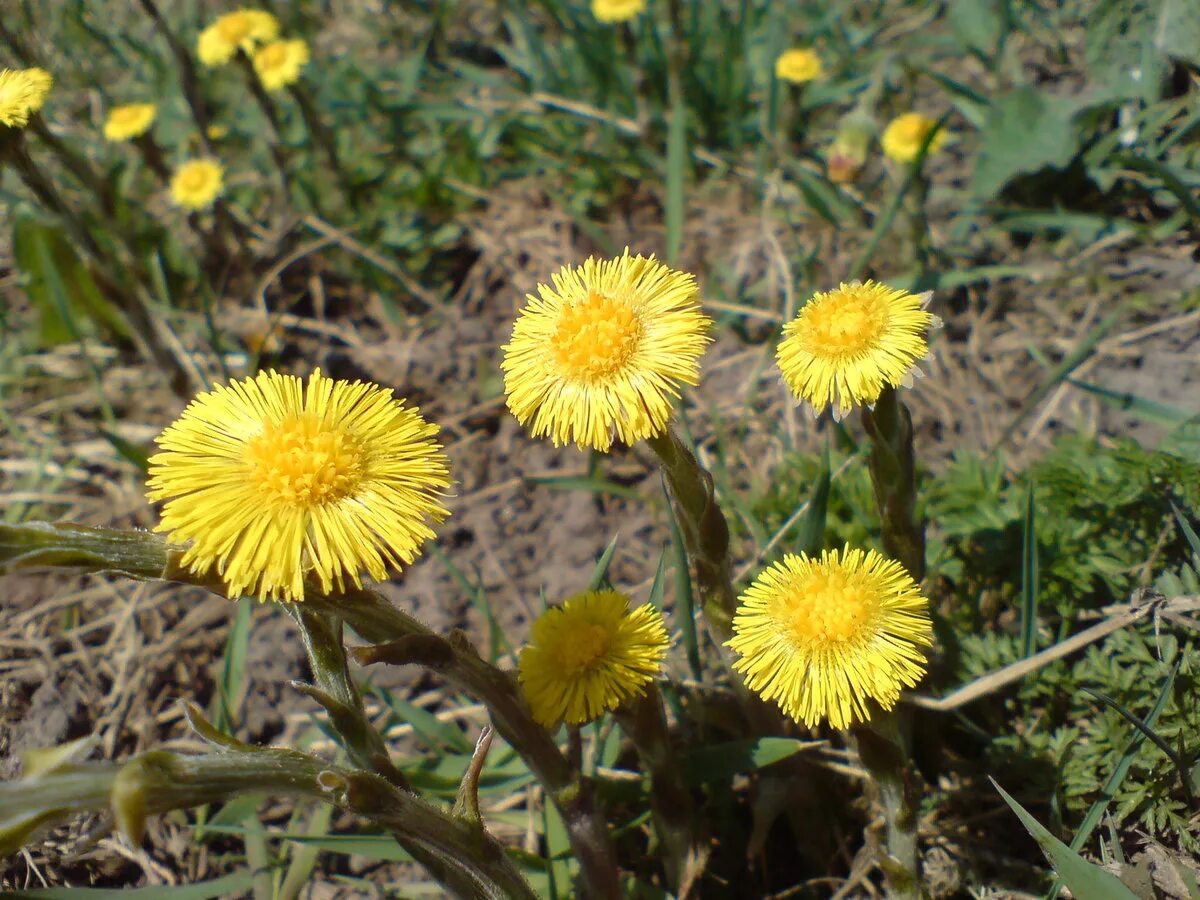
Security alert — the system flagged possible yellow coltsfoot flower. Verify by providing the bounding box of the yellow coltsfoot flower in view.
[103,103,157,142]
[591,0,647,23]
[519,590,669,727]
[776,280,935,419]
[775,48,823,84]
[197,9,280,67]
[728,546,932,730]
[253,39,310,92]
[881,112,948,164]
[169,159,224,210]
[147,369,452,602]
[502,250,711,452]
[0,67,52,128]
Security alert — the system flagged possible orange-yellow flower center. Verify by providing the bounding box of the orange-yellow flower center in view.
[218,15,252,44]
[555,621,611,672]
[800,290,886,358]
[551,292,642,380]
[247,414,362,508]
[258,43,288,68]
[179,168,210,191]
[779,571,871,644]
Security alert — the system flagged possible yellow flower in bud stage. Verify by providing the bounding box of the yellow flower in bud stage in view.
[253,39,310,92]
[519,590,669,727]
[0,67,52,128]
[502,250,711,452]
[729,546,932,730]
[776,281,936,419]
[881,112,948,164]
[775,48,823,84]
[103,103,157,142]
[591,0,646,23]
[169,159,224,210]
[197,9,280,67]
[147,369,452,603]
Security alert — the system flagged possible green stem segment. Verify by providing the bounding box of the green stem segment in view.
[860,386,925,583]
[646,428,736,637]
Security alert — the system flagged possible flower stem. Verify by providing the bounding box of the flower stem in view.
[645,428,736,637]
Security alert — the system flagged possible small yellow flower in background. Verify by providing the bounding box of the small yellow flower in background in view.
[776,281,935,419]
[147,369,452,603]
[519,590,669,727]
[881,112,948,164]
[169,159,224,210]
[0,67,52,128]
[206,123,230,141]
[728,546,932,730]
[775,48,823,84]
[253,39,310,92]
[591,0,646,23]
[103,103,157,142]
[502,250,711,452]
[197,9,280,67]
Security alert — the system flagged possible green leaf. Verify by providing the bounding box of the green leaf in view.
[215,598,253,734]
[948,0,1003,57]
[587,534,620,591]
[972,86,1082,198]
[679,738,817,785]
[795,447,831,556]
[993,780,1139,900]
[8,871,257,899]
[1020,483,1039,658]
[665,80,687,266]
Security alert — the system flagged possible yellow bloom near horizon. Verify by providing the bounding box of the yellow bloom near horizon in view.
[591,0,646,23]
[881,112,948,164]
[253,39,310,92]
[147,369,452,603]
[776,281,935,419]
[775,48,823,84]
[169,159,224,210]
[502,250,711,452]
[519,590,669,727]
[197,9,280,67]
[103,103,157,142]
[728,546,932,730]
[0,67,52,128]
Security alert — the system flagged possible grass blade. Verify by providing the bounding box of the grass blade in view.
[665,478,702,679]
[1020,483,1039,658]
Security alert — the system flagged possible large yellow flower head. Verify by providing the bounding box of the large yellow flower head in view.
[519,590,669,727]
[881,112,948,164]
[775,48,823,84]
[591,0,647,23]
[776,281,935,419]
[197,9,280,67]
[0,67,52,128]
[103,103,157,142]
[502,250,712,452]
[728,546,932,730]
[253,39,310,92]
[147,369,452,602]
[169,159,224,210]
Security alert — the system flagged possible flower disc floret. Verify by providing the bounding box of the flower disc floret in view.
[103,103,157,142]
[170,159,224,210]
[197,9,280,67]
[502,250,711,451]
[881,112,947,164]
[519,590,669,726]
[253,39,310,92]
[776,280,934,418]
[728,546,932,729]
[0,67,52,128]
[775,48,823,84]
[591,0,647,23]
[147,369,452,602]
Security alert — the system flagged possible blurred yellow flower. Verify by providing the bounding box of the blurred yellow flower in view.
[197,9,280,67]
[519,590,669,727]
[591,0,646,23]
[881,112,947,164]
[103,103,157,142]
[0,67,52,128]
[147,369,452,602]
[774,48,823,84]
[169,159,224,210]
[502,250,711,451]
[253,39,310,92]
[776,281,935,419]
[206,123,230,140]
[728,546,932,730]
